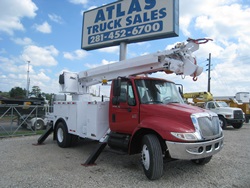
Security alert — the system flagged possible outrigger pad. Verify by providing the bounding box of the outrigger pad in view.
[82,142,107,166]
[37,126,53,145]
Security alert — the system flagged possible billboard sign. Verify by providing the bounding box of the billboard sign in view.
[82,0,179,50]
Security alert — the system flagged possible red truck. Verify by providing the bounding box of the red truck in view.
[38,39,223,180]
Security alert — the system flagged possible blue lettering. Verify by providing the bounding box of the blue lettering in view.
[95,9,105,23]
[99,23,106,32]
[93,25,99,33]
[128,0,141,14]
[151,10,158,20]
[143,12,150,22]
[87,26,92,34]
[114,19,122,28]
[126,16,132,26]
[144,0,156,10]
[116,3,125,17]
[106,5,115,20]
[133,14,142,24]
[159,8,167,19]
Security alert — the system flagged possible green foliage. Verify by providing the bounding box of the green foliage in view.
[0,91,10,98]
[31,86,41,97]
[9,87,26,99]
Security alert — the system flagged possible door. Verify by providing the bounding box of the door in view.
[110,80,139,134]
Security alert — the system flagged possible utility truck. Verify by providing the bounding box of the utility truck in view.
[183,92,245,129]
[204,101,244,129]
[38,38,223,180]
[213,92,250,123]
[0,97,48,130]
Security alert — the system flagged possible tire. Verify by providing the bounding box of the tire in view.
[56,122,72,148]
[232,123,243,129]
[141,134,163,180]
[70,135,79,146]
[191,156,212,165]
[219,116,227,129]
[245,117,249,123]
[32,119,45,130]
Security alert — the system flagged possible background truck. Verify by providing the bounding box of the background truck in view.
[204,101,244,129]
[213,92,250,123]
[38,39,223,180]
[0,97,48,130]
[183,92,245,129]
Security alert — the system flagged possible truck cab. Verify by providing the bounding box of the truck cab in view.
[108,76,223,179]
[205,101,244,129]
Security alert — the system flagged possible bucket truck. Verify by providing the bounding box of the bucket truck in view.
[38,38,223,180]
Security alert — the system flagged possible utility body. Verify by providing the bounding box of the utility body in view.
[41,39,223,180]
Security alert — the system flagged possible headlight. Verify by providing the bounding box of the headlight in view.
[170,132,199,141]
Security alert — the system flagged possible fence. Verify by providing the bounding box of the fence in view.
[0,105,48,138]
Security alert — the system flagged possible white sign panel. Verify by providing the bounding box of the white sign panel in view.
[82,0,179,50]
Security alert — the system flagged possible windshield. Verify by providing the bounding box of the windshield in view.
[216,101,229,107]
[135,79,184,104]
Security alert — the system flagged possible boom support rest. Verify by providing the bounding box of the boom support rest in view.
[37,125,53,145]
[82,142,107,166]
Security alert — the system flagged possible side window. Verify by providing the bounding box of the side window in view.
[119,82,127,102]
[119,81,136,106]
[128,82,136,106]
[208,102,215,109]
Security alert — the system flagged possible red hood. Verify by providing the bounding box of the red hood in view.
[140,103,207,134]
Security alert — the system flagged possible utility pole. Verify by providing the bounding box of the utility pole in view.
[206,53,211,93]
[26,61,30,98]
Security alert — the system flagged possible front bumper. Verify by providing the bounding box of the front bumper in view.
[226,118,244,124]
[165,136,224,160]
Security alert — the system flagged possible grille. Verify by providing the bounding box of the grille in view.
[234,110,243,119]
[197,116,220,139]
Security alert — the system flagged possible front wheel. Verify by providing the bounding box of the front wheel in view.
[191,156,212,165]
[56,122,72,148]
[141,134,163,180]
[232,123,243,129]
[219,116,227,129]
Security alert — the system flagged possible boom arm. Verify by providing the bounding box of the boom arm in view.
[59,38,211,94]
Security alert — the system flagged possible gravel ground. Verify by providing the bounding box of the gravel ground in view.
[0,123,250,188]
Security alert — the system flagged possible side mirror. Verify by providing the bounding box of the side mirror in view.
[113,78,121,97]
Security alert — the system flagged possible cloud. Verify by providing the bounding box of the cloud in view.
[21,45,59,66]
[48,14,63,24]
[63,49,88,60]
[33,21,52,33]
[0,0,38,35]
[98,46,119,53]
[68,0,88,5]
[11,37,33,46]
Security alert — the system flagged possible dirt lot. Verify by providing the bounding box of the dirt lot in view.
[0,123,249,188]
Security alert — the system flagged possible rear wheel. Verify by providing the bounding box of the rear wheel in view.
[219,116,227,129]
[32,119,45,130]
[141,134,163,180]
[191,156,212,165]
[56,122,72,148]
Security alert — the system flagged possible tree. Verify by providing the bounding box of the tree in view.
[9,87,26,98]
[31,86,41,97]
[0,91,10,98]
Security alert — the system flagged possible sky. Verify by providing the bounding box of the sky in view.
[0,0,250,97]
